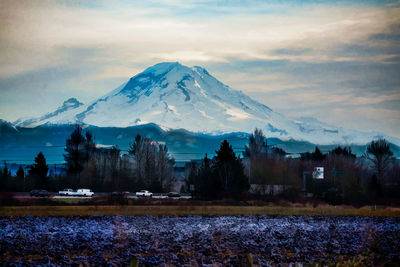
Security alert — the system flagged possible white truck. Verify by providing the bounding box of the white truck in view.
[58,189,94,197]
[58,189,74,196]
[135,190,153,197]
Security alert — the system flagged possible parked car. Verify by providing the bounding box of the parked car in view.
[58,189,74,196]
[111,191,130,197]
[57,189,94,197]
[30,190,50,197]
[75,189,94,197]
[135,190,153,197]
[167,192,180,198]
[30,190,39,197]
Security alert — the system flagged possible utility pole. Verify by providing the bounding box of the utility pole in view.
[302,171,311,197]
[23,167,26,192]
[248,158,251,184]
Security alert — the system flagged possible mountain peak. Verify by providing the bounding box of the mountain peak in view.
[118,62,197,97]
[40,97,84,122]
[143,62,184,76]
[134,62,211,82]
[13,97,85,127]
[89,61,276,132]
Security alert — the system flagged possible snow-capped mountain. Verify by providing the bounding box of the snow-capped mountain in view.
[13,62,400,145]
[14,98,85,127]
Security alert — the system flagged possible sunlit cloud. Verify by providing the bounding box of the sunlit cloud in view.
[1,0,399,77]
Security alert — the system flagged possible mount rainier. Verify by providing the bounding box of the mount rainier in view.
[13,62,399,146]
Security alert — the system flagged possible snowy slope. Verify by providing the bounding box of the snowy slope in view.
[13,62,400,145]
[14,98,86,127]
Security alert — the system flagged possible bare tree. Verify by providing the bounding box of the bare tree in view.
[129,135,145,182]
[244,128,267,158]
[244,128,267,184]
[129,135,175,192]
[364,139,394,180]
[157,144,175,191]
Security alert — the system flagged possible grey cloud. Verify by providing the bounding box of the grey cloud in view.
[369,33,400,41]
[272,48,313,56]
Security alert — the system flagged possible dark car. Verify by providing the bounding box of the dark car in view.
[167,192,180,198]
[111,191,130,197]
[30,190,40,197]
[30,190,50,197]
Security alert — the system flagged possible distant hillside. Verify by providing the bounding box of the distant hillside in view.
[1,122,399,164]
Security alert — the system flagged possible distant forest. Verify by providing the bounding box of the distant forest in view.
[1,126,399,205]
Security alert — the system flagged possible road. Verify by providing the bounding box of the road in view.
[11,192,192,200]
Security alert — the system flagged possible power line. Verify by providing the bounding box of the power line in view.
[0,145,65,148]
[0,160,66,163]
[0,143,249,150]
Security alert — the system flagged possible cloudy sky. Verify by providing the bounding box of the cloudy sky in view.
[0,0,399,137]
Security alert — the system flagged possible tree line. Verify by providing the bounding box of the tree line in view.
[186,140,249,199]
[1,126,399,206]
[0,125,175,193]
[185,129,399,204]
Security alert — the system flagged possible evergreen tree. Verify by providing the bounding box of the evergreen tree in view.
[196,154,219,199]
[214,140,249,196]
[301,146,326,161]
[16,165,25,178]
[0,163,11,191]
[330,146,356,159]
[64,125,94,184]
[29,152,49,188]
[16,165,25,191]
[312,147,325,161]
[271,147,287,157]
[64,125,86,175]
